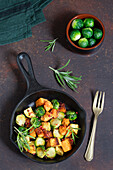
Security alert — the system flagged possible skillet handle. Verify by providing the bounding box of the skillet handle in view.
[17,52,43,96]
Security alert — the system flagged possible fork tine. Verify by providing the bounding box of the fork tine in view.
[98,91,102,108]
[101,92,105,110]
[93,91,99,108]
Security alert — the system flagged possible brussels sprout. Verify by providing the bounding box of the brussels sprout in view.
[31,117,41,128]
[78,38,88,48]
[51,99,59,110]
[70,30,81,41]
[84,18,94,28]
[89,38,96,46]
[57,112,65,119]
[72,19,84,29]
[82,28,93,38]
[35,137,45,146]
[18,126,28,136]
[16,114,26,126]
[66,111,77,121]
[46,147,56,158]
[36,146,45,158]
[50,118,61,128]
[94,28,103,39]
[35,106,45,117]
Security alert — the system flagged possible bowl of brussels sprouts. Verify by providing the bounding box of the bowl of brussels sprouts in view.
[66,14,105,53]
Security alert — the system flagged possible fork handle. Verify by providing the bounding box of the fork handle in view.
[85,116,98,161]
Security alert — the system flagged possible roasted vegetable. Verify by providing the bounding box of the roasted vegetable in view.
[35,106,45,117]
[57,112,65,119]
[61,138,72,152]
[41,111,52,121]
[51,99,59,110]
[35,137,45,147]
[53,129,63,139]
[46,147,56,158]
[56,146,64,156]
[46,137,61,147]
[36,146,45,158]
[44,100,53,111]
[42,122,51,131]
[16,114,26,126]
[50,109,58,118]
[50,118,61,128]
[59,125,67,136]
[66,111,77,121]
[24,107,36,118]
[62,118,70,126]
[30,117,41,128]
[29,127,36,138]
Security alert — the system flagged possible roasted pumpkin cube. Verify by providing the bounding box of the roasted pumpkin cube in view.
[61,138,72,152]
[59,125,67,135]
[42,122,51,131]
[27,141,36,155]
[36,98,47,107]
[35,127,44,137]
[62,118,70,127]
[50,109,58,118]
[46,137,61,147]
[58,103,66,113]
[41,111,52,121]
[44,100,53,111]
[29,127,36,138]
[43,130,53,138]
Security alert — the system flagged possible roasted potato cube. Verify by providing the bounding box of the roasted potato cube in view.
[61,138,72,152]
[46,138,61,147]
[41,111,52,121]
[62,118,70,127]
[44,100,53,111]
[58,103,66,113]
[70,124,79,134]
[50,109,58,118]
[56,146,64,156]
[59,125,67,136]
[36,98,47,107]
[29,127,36,138]
[24,107,36,118]
[42,122,51,131]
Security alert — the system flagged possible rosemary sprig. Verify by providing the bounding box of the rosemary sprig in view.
[49,59,82,92]
[65,127,81,144]
[40,38,58,52]
[14,119,39,152]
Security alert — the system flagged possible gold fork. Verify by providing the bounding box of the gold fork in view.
[85,91,105,161]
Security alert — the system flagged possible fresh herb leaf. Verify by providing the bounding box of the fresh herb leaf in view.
[40,38,58,52]
[66,127,80,144]
[49,59,82,92]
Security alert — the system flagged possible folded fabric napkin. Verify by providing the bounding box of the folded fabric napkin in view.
[0,0,53,45]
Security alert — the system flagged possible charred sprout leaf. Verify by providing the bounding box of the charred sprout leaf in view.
[49,60,82,92]
[40,38,58,52]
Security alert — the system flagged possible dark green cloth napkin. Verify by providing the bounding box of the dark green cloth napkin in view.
[0,0,53,45]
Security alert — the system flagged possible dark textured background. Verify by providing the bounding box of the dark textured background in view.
[0,0,113,170]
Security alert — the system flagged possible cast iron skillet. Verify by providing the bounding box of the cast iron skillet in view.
[10,52,86,164]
